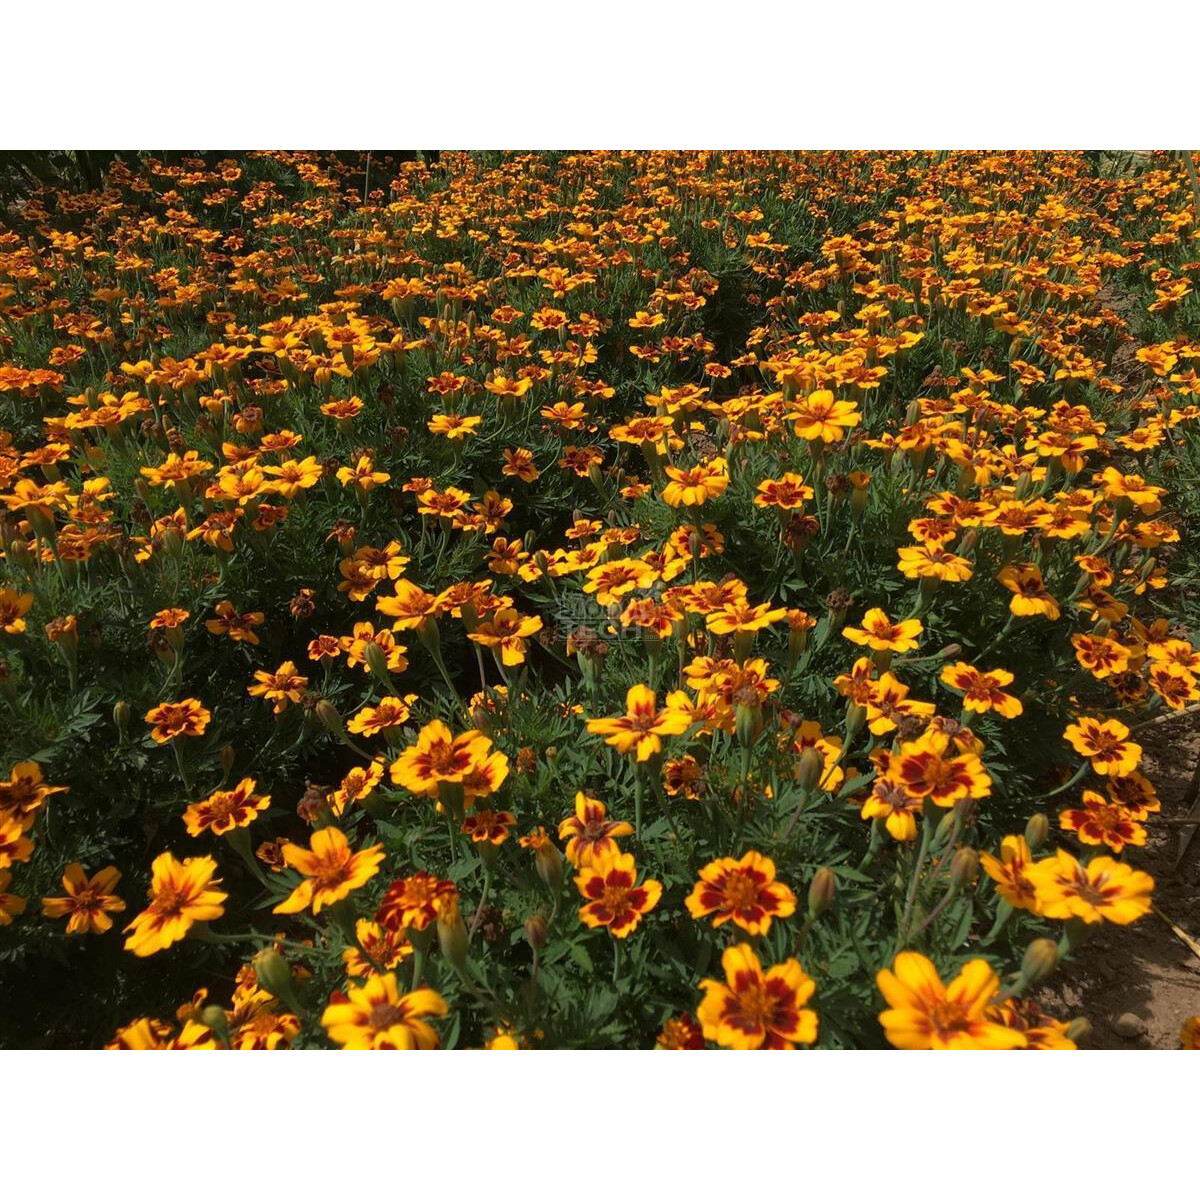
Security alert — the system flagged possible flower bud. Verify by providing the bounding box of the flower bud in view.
[1024,812,1050,852]
[844,700,866,740]
[534,841,564,893]
[1019,938,1059,987]
[315,699,344,735]
[253,948,301,1011]
[795,746,824,793]
[807,867,836,918]
[198,1004,231,1046]
[524,914,548,950]
[362,640,390,680]
[113,700,130,737]
[437,898,469,971]
[949,846,979,889]
[219,744,235,778]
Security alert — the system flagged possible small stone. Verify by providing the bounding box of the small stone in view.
[1111,1012,1146,1040]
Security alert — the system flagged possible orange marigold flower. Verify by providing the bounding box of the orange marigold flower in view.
[979,834,1038,911]
[1059,791,1147,853]
[0,586,34,635]
[461,808,516,845]
[248,661,308,714]
[184,777,271,837]
[144,698,211,743]
[697,942,818,1049]
[390,719,494,797]
[376,872,457,933]
[557,792,633,866]
[887,730,991,807]
[41,863,125,934]
[0,868,27,926]
[685,850,797,935]
[0,815,35,870]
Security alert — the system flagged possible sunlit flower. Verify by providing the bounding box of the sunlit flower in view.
[697,943,818,1049]
[321,973,446,1049]
[685,851,797,935]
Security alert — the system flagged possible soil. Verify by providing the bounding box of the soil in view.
[1039,712,1200,1049]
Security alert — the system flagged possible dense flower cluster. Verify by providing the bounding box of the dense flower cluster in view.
[2,150,1198,1049]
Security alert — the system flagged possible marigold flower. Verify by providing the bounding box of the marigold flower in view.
[1062,717,1141,776]
[342,919,412,979]
[586,683,692,761]
[321,972,446,1049]
[0,760,68,823]
[887,730,991,807]
[248,661,308,714]
[124,853,227,957]
[144,698,211,743]
[42,863,126,934]
[376,872,457,932]
[876,952,1026,1049]
[1026,848,1154,924]
[697,942,818,1050]
[939,662,1023,718]
[685,851,797,935]
[661,456,729,507]
[1059,791,1147,853]
[558,793,633,866]
[390,719,495,797]
[0,869,26,926]
[468,606,544,666]
[184,777,271,837]
[273,827,385,915]
[979,834,1038,911]
[843,607,923,653]
[998,562,1060,620]
[348,696,411,737]
[0,816,35,870]
[790,389,860,443]
[575,850,662,938]
[0,586,34,635]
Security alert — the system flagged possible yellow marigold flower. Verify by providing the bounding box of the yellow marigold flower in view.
[979,834,1038,911]
[248,661,308,714]
[583,556,658,605]
[860,777,924,841]
[205,600,265,645]
[390,719,492,797]
[0,868,27,926]
[321,972,446,1049]
[939,662,1023,718]
[876,952,1026,1049]
[998,562,1060,620]
[342,919,412,979]
[0,816,35,870]
[0,586,34,635]
[468,606,543,666]
[661,456,729,507]
[697,942,818,1049]
[1062,716,1141,776]
[685,851,797,936]
[790,388,860,443]
[427,412,482,439]
[41,863,125,934]
[705,599,787,636]
[124,852,226,957]
[586,683,693,761]
[273,827,385,915]
[575,849,662,938]
[843,607,923,653]
[375,579,443,630]
[1026,848,1154,925]
[896,543,973,582]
